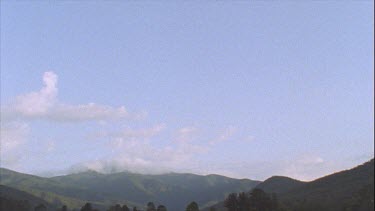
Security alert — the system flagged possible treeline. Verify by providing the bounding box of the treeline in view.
[0,198,203,211]
[222,188,281,211]
[104,202,167,211]
[34,201,168,211]
[0,197,32,211]
[80,201,201,211]
[219,186,374,211]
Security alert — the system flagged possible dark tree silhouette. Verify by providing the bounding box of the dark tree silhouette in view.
[34,203,47,211]
[0,197,30,211]
[224,193,238,211]
[209,207,216,211]
[238,192,249,211]
[60,205,68,211]
[122,204,130,211]
[248,188,273,211]
[270,193,279,211]
[132,206,138,211]
[147,202,156,211]
[224,189,280,211]
[81,203,93,211]
[156,205,167,211]
[116,204,122,211]
[186,201,199,211]
[108,204,123,211]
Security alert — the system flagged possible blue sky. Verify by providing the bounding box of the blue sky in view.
[1,1,373,181]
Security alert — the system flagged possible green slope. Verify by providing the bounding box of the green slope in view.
[0,168,107,210]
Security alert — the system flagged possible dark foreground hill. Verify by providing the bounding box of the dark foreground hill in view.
[208,159,374,211]
[0,185,52,211]
[280,159,374,211]
[254,176,305,194]
[0,168,260,210]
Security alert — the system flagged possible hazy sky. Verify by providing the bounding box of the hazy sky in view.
[1,1,373,181]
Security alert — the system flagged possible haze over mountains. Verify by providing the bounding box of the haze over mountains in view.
[1,159,373,211]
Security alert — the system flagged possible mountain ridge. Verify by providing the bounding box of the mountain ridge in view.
[0,167,260,210]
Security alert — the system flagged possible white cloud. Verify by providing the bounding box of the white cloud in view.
[14,72,58,116]
[1,71,139,122]
[72,143,199,175]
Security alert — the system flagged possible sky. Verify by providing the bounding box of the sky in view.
[0,1,373,181]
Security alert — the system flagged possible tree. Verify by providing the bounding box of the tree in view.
[238,192,249,211]
[132,207,138,211]
[122,204,130,211]
[108,204,122,211]
[248,188,274,211]
[81,203,93,211]
[270,193,279,211]
[186,201,199,211]
[0,197,31,211]
[115,204,122,211]
[147,202,156,211]
[209,207,216,211]
[224,193,238,211]
[156,205,167,211]
[53,197,63,207]
[60,205,68,211]
[34,204,47,211]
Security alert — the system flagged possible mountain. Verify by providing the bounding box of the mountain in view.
[207,159,374,211]
[2,159,372,211]
[0,168,260,210]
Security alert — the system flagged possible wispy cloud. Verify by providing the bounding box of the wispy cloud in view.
[210,126,238,145]
[0,121,30,167]
[110,124,166,140]
[176,126,198,142]
[72,126,208,175]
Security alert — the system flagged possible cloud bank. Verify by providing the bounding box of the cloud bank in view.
[74,125,208,175]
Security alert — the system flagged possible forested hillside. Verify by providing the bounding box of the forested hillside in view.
[207,159,374,211]
[1,159,373,211]
[0,168,259,210]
